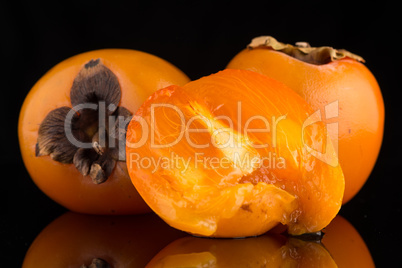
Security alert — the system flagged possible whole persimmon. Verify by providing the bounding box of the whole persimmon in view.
[18,49,190,214]
[126,69,344,237]
[227,36,385,204]
[22,212,186,268]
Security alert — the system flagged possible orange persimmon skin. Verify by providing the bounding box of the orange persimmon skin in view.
[18,49,190,215]
[227,48,384,204]
[22,212,186,268]
[126,69,344,237]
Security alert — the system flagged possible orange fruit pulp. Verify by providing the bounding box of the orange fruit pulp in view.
[126,69,344,237]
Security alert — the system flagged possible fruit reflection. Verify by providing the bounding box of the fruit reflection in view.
[146,234,336,267]
[146,215,374,267]
[322,215,375,268]
[22,212,186,268]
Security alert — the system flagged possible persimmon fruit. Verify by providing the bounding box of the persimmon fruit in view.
[18,49,190,214]
[227,36,385,204]
[126,69,345,237]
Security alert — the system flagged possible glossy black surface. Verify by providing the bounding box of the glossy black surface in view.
[3,1,401,267]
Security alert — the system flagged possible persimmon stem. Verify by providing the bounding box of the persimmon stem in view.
[36,59,132,184]
[92,129,107,155]
[93,141,104,155]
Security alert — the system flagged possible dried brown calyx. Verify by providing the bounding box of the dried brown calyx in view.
[247,36,365,65]
[80,258,111,268]
[36,59,132,184]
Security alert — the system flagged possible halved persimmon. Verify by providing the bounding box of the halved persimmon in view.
[227,36,385,204]
[126,69,344,237]
[18,49,190,214]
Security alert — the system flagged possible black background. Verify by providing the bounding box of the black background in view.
[3,0,401,267]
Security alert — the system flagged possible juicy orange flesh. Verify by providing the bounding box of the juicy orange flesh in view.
[126,69,344,237]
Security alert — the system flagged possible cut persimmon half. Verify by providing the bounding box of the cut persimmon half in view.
[126,69,344,237]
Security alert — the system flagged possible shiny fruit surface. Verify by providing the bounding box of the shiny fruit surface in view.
[126,69,344,237]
